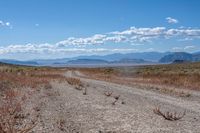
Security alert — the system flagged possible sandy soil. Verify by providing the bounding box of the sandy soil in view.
[30,71,200,133]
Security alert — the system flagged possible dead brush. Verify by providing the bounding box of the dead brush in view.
[0,89,37,133]
[74,85,83,91]
[153,107,186,121]
[66,77,85,91]
[57,119,66,131]
[104,91,113,97]
[66,77,82,86]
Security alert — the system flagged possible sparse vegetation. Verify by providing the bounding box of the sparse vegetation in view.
[153,107,186,121]
[0,64,71,89]
[66,77,83,86]
[0,89,37,133]
[80,62,200,96]
[57,118,66,131]
[104,91,113,97]
[0,62,199,132]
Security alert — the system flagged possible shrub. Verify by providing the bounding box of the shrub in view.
[153,107,185,121]
[0,89,37,133]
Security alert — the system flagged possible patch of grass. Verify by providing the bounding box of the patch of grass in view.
[0,64,68,89]
[80,62,200,91]
[66,77,83,87]
[0,89,37,133]
[153,107,186,121]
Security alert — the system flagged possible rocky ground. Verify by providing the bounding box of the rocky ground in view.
[23,71,200,133]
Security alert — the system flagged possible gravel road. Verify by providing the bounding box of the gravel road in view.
[32,71,200,133]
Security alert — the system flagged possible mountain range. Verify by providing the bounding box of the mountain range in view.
[0,51,200,66]
[159,52,200,63]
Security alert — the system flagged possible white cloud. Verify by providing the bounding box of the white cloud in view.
[103,35,127,43]
[56,34,106,46]
[130,43,144,46]
[171,45,196,52]
[1,26,200,56]
[0,42,138,55]
[166,17,178,24]
[172,47,182,52]
[145,48,155,52]
[184,45,195,50]
[111,27,166,36]
[0,20,11,28]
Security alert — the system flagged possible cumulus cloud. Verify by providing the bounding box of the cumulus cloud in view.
[165,28,200,37]
[0,43,138,55]
[1,26,200,56]
[0,20,11,28]
[166,17,179,24]
[55,27,200,47]
[56,34,106,46]
[145,48,155,52]
[172,47,182,52]
[184,45,195,50]
[171,45,196,52]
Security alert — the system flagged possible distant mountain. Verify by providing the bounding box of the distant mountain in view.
[111,58,151,64]
[1,51,200,66]
[74,52,170,62]
[159,52,194,63]
[172,60,191,64]
[192,52,200,61]
[33,58,70,65]
[67,59,109,64]
[0,59,38,66]
[65,58,152,65]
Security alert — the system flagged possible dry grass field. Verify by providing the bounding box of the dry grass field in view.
[79,62,200,96]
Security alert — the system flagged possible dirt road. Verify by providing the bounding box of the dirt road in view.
[33,71,200,133]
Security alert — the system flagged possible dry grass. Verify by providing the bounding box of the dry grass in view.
[153,107,186,121]
[65,77,81,86]
[0,65,68,89]
[0,64,70,133]
[104,91,113,97]
[0,89,37,133]
[79,62,200,94]
[66,77,87,94]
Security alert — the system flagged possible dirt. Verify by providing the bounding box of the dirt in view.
[29,70,200,133]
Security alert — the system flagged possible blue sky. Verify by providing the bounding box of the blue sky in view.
[0,0,200,60]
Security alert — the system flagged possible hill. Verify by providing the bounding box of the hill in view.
[67,59,109,64]
[159,52,193,63]
[0,59,39,66]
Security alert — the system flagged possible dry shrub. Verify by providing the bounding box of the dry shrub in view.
[66,77,83,87]
[0,89,37,133]
[80,62,200,91]
[0,67,67,89]
[104,91,113,97]
[153,107,185,121]
[74,85,82,91]
[57,119,66,131]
